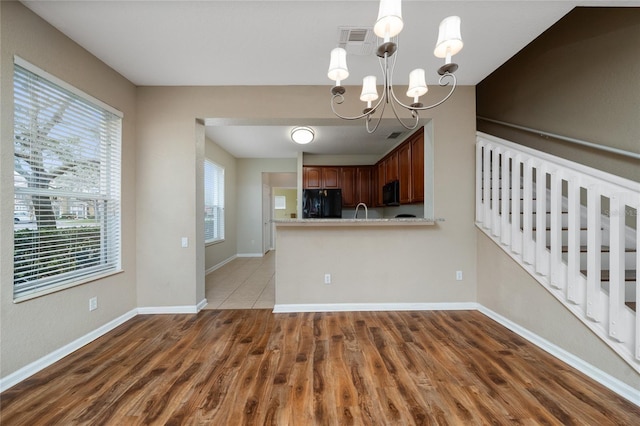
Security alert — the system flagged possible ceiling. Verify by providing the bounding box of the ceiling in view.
[21,0,639,158]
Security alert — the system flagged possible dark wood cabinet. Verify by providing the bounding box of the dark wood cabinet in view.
[398,142,412,204]
[322,167,340,188]
[356,167,372,206]
[303,128,423,207]
[303,166,340,189]
[410,132,424,203]
[303,167,322,189]
[340,166,373,207]
[385,151,399,183]
[373,126,424,206]
[340,167,356,207]
[376,162,386,206]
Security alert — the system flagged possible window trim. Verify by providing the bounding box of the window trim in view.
[12,56,123,302]
[14,56,123,118]
[204,159,225,244]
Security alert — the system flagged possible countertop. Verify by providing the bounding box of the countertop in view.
[272,218,436,227]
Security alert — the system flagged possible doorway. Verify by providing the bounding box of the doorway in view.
[262,184,271,254]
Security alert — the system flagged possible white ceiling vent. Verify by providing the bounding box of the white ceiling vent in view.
[337,27,376,56]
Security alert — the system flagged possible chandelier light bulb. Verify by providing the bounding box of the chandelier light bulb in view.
[374,0,403,41]
[328,47,349,85]
[360,76,379,107]
[434,16,463,63]
[406,68,428,102]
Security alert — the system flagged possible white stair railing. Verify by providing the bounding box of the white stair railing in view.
[476,132,640,373]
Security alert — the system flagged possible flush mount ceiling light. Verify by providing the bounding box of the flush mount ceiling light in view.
[328,0,463,133]
[291,126,315,144]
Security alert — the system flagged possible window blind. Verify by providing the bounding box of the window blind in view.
[204,159,225,243]
[13,59,122,300]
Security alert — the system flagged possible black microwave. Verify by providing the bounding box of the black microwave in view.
[382,180,400,206]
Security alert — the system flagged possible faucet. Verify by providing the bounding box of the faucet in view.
[354,203,368,219]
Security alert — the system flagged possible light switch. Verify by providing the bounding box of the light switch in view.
[181,237,188,248]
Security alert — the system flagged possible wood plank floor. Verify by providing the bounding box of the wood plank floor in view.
[1,310,638,425]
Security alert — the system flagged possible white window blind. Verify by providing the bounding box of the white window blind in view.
[204,159,225,243]
[13,58,122,300]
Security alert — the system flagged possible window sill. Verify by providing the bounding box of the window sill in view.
[205,239,225,247]
[13,269,124,303]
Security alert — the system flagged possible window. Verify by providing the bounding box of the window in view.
[13,57,122,301]
[204,159,225,243]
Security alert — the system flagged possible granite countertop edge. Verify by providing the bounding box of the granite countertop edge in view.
[272,218,437,226]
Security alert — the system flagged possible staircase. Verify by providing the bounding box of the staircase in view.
[475,132,639,373]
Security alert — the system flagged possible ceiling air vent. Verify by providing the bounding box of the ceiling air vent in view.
[337,27,376,56]
[386,131,403,140]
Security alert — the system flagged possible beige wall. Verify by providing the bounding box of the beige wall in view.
[135,84,475,309]
[273,188,297,220]
[204,137,238,271]
[0,2,138,377]
[237,159,297,255]
[274,86,478,304]
[477,8,640,182]
[276,224,477,305]
[477,231,640,388]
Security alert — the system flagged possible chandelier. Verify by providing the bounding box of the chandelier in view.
[328,0,463,133]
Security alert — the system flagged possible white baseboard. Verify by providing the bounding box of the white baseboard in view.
[205,255,237,275]
[478,305,640,407]
[137,305,200,314]
[196,298,208,312]
[0,308,137,393]
[272,302,479,313]
[236,253,263,258]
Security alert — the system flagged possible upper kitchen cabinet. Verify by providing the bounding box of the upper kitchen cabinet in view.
[374,126,424,205]
[322,167,340,188]
[303,167,322,188]
[398,142,412,204]
[303,166,340,189]
[385,151,399,183]
[344,166,374,207]
[340,167,356,206]
[410,131,424,203]
[302,127,424,206]
[356,167,373,206]
[375,162,386,207]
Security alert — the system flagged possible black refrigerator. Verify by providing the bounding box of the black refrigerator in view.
[302,189,342,218]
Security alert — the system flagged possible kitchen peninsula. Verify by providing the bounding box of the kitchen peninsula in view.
[272,216,450,312]
[271,126,451,312]
[274,217,435,227]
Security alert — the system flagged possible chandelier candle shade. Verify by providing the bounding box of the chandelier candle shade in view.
[328,0,463,133]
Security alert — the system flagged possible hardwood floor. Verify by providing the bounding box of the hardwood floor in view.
[1,310,639,425]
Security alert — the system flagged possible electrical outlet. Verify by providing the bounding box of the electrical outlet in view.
[324,273,331,284]
[89,297,98,311]
[456,270,463,281]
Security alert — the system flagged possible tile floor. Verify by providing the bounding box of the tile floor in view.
[203,250,275,309]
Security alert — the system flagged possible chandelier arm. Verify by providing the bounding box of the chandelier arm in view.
[379,42,419,130]
[385,48,420,130]
[330,94,373,121]
[330,55,388,122]
[389,73,458,111]
[330,93,383,121]
[388,94,420,130]
[365,99,388,134]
